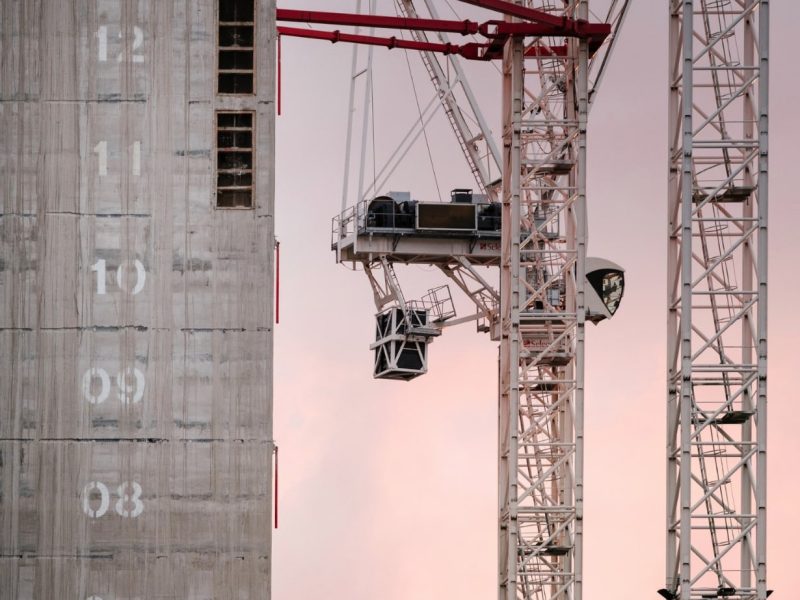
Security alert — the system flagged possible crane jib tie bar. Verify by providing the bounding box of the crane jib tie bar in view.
[275,6,610,61]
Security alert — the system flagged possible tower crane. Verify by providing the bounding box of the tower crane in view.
[278,2,626,599]
[661,1,770,599]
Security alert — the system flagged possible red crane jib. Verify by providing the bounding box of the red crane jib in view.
[275,6,610,61]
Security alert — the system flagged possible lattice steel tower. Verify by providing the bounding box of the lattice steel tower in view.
[498,6,588,600]
[662,1,769,599]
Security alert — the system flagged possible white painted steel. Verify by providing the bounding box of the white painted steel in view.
[499,4,589,599]
[666,1,768,598]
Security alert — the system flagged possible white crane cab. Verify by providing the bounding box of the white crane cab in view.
[585,257,625,324]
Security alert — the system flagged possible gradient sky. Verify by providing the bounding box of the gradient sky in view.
[273,2,800,598]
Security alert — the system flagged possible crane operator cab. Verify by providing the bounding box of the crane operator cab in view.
[585,257,625,324]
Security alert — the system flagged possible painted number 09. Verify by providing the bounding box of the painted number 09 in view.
[91,259,146,295]
[82,480,144,518]
[82,367,145,405]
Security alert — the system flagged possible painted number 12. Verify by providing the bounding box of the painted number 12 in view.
[97,25,144,63]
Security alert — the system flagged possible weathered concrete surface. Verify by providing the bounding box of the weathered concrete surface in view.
[1,1,275,598]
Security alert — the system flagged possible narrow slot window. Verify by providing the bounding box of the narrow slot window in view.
[218,0,255,94]
[216,111,254,208]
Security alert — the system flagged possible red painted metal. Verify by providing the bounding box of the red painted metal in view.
[277,8,480,35]
[484,19,610,41]
[277,26,486,60]
[275,7,610,45]
[525,45,568,57]
[277,34,282,116]
[275,5,611,64]
[274,445,279,529]
[275,240,280,323]
[455,0,571,28]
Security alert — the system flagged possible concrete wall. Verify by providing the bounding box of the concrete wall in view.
[0,1,275,597]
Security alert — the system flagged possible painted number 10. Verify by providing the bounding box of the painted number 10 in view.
[91,259,146,295]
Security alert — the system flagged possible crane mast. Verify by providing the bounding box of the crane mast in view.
[499,3,588,598]
[664,1,769,599]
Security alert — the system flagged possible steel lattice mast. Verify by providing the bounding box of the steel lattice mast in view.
[664,1,769,599]
[499,2,588,599]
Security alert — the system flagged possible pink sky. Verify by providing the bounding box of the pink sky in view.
[273,2,800,598]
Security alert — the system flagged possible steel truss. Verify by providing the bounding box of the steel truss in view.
[278,3,627,599]
[499,3,588,600]
[665,1,769,599]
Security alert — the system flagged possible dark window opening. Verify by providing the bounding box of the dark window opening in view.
[219,0,253,22]
[218,0,255,94]
[219,50,254,70]
[217,112,252,128]
[219,25,254,48]
[218,73,253,94]
[217,129,252,148]
[216,111,254,208]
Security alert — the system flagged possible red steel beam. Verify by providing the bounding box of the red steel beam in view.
[276,8,610,43]
[276,8,481,35]
[456,0,572,28]
[458,0,611,41]
[487,20,609,41]
[278,27,606,62]
[277,26,486,60]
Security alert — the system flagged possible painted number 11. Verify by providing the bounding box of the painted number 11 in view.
[93,140,141,177]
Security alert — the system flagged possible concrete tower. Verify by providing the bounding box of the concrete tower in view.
[1,1,275,598]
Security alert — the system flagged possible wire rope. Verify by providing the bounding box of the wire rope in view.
[370,69,378,198]
[391,1,444,201]
[399,36,443,202]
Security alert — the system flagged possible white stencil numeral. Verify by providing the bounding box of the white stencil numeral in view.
[82,367,112,405]
[93,141,108,177]
[82,481,110,518]
[82,480,144,518]
[82,367,145,405]
[116,259,147,295]
[97,25,144,63]
[92,259,146,296]
[130,26,145,63]
[92,141,142,177]
[132,140,141,176]
[115,481,144,518]
[96,26,108,62]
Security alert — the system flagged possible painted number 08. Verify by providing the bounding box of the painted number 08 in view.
[82,480,144,518]
[91,259,146,295]
[82,367,145,405]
